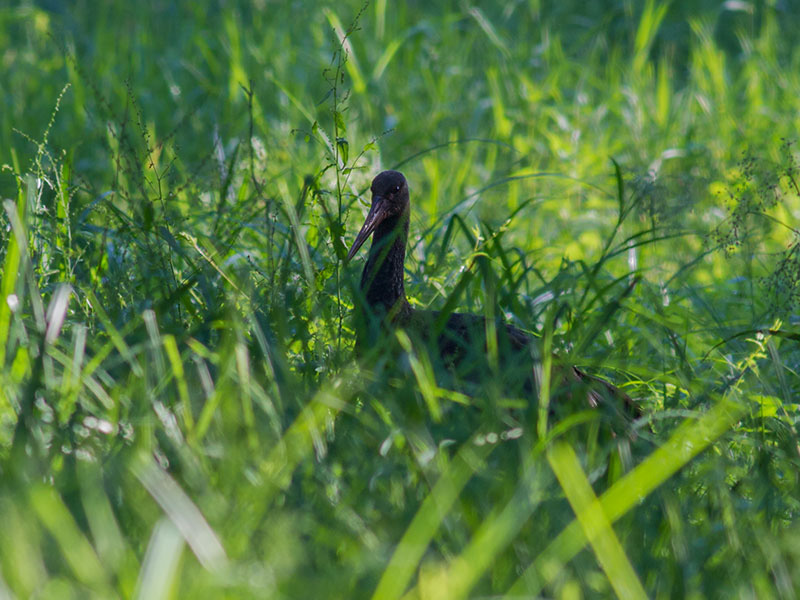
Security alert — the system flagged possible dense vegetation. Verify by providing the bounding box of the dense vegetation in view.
[2,0,800,597]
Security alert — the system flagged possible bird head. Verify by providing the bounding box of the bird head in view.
[346,170,409,262]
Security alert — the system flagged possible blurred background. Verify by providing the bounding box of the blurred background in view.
[2,1,800,598]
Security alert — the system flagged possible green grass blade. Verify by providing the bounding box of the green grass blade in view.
[371,438,494,600]
[29,484,108,589]
[547,442,647,600]
[0,201,22,368]
[509,393,747,596]
[134,518,185,600]
[132,454,227,573]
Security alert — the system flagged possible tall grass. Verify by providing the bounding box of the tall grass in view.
[2,0,800,597]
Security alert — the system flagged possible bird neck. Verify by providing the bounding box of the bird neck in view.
[360,207,411,320]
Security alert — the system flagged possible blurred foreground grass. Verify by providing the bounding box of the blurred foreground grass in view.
[2,0,800,597]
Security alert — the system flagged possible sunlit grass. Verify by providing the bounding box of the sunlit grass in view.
[2,1,800,598]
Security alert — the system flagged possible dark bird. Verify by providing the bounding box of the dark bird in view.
[346,170,635,415]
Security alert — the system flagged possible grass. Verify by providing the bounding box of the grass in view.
[2,0,800,597]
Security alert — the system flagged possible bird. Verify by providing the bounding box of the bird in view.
[346,169,635,417]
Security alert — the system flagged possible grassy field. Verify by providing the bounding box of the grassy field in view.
[2,0,800,597]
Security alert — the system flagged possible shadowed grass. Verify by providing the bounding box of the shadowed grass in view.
[1,1,800,598]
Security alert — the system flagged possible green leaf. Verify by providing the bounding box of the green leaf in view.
[336,137,349,164]
[334,110,346,134]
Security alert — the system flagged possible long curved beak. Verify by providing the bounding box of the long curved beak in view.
[346,196,389,262]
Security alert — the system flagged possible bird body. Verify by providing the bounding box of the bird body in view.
[347,170,634,414]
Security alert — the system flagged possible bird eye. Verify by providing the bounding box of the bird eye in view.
[394,185,401,193]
